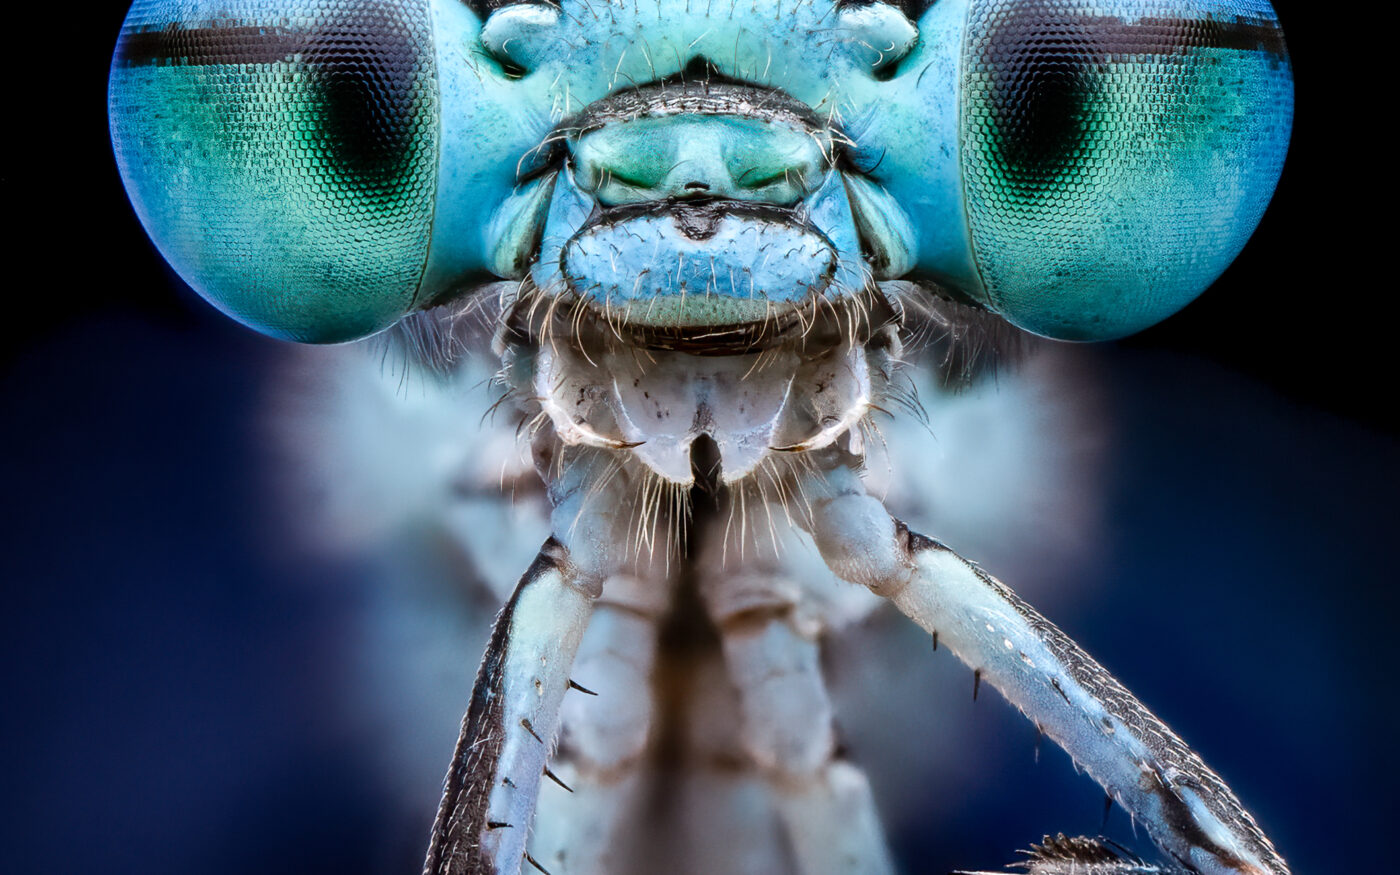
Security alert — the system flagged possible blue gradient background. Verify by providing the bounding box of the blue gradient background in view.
[4,3,1392,873]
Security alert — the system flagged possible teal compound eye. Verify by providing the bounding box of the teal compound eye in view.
[884,0,1293,341]
[108,0,520,343]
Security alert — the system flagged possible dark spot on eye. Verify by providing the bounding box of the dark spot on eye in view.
[977,2,1102,199]
[303,4,434,199]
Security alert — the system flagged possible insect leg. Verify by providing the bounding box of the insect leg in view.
[800,461,1288,875]
[696,516,895,875]
[424,538,598,875]
[427,447,643,875]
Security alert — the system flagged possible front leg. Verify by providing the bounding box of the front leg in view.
[803,462,1287,875]
[424,538,597,875]
[426,445,662,874]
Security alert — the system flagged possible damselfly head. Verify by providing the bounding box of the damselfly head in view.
[110,0,1292,344]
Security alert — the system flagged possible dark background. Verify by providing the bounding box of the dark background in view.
[4,2,1393,873]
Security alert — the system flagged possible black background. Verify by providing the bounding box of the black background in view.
[4,3,1393,874]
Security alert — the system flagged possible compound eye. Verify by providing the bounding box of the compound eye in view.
[110,0,441,342]
[957,0,1292,340]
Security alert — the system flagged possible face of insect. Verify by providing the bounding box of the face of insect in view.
[110,1,1295,874]
[109,0,1291,342]
[109,0,1291,487]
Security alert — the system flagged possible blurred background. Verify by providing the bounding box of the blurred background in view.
[4,2,1393,873]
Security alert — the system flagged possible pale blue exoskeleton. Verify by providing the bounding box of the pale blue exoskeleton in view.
[110,1,1296,874]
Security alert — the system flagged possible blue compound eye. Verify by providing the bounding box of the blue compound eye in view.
[109,0,467,343]
[109,0,442,342]
[960,0,1293,340]
[889,0,1293,341]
